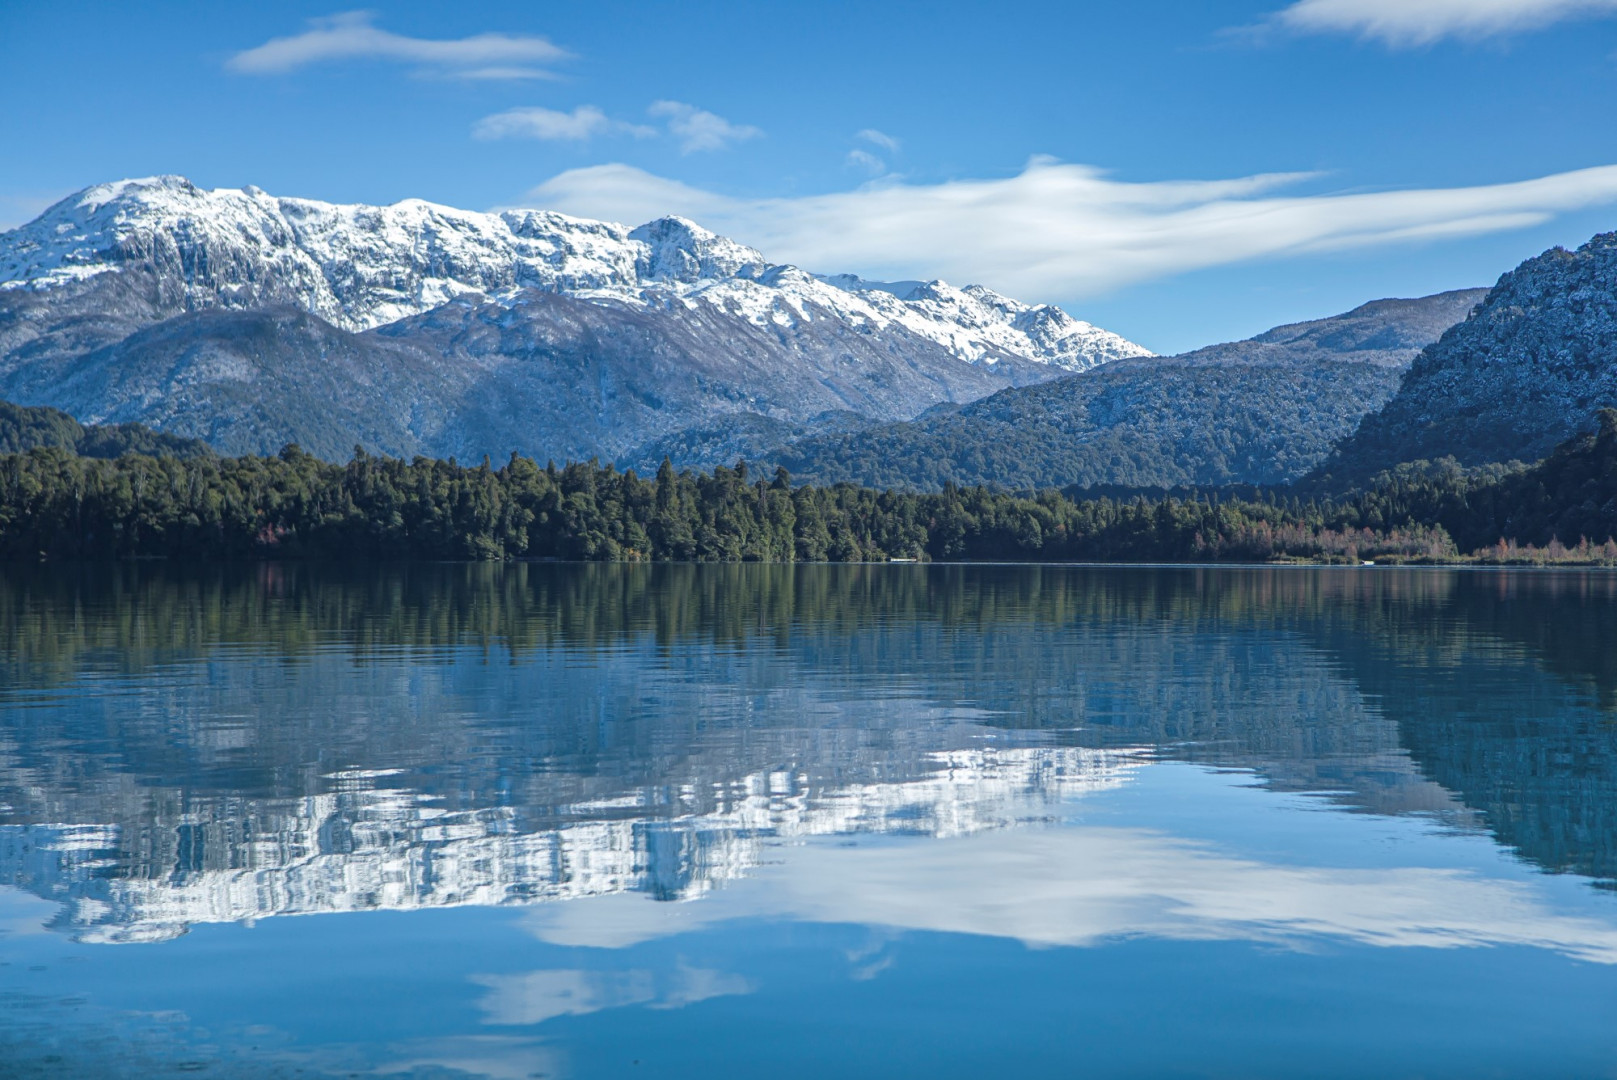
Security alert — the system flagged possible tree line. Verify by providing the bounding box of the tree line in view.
[2,410,1616,564]
[0,399,212,459]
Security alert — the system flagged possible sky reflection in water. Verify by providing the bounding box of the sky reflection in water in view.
[1,563,1615,1078]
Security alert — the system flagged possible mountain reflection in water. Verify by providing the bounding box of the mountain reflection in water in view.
[2,563,1617,1078]
[2,564,1614,937]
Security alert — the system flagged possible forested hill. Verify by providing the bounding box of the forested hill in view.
[0,399,212,459]
[1316,233,1617,486]
[2,409,1615,565]
[738,289,1485,492]
[1438,407,1617,550]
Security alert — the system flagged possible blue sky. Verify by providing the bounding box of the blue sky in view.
[4,0,1617,352]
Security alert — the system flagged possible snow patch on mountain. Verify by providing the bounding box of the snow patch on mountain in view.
[0,176,1150,372]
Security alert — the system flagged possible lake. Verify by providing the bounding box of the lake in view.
[1,563,1615,1078]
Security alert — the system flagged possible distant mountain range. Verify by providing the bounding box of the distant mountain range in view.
[5,176,1616,495]
[725,290,1486,490]
[0,176,1146,462]
[738,229,1617,493]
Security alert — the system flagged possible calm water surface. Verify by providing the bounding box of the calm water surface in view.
[1,563,1615,1078]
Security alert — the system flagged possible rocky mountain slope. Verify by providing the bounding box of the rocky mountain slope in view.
[0,177,1148,461]
[1,177,1144,369]
[727,290,1485,491]
[1316,232,1617,486]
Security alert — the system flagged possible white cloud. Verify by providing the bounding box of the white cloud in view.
[517,157,1617,299]
[227,11,569,78]
[647,101,762,154]
[368,1035,560,1080]
[473,105,655,142]
[472,965,752,1026]
[444,66,558,82]
[857,129,901,154]
[1270,0,1617,45]
[474,101,757,150]
[526,824,1617,964]
[849,130,899,176]
[474,969,654,1025]
[846,149,887,175]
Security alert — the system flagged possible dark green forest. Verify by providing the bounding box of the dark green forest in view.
[762,360,1403,492]
[2,407,1616,564]
[0,399,214,460]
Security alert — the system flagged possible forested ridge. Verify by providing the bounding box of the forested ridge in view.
[727,290,1486,491]
[759,360,1402,492]
[0,399,213,460]
[2,408,1616,564]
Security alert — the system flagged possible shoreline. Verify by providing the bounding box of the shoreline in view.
[6,557,1616,571]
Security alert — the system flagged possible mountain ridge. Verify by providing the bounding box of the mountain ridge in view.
[0,176,1152,462]
[700,289,1487,491]
[0,175,1148,372]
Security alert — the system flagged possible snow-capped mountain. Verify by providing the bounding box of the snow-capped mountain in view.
[7,746,1140,944]
[0,176,1152,463]
[1,175,1147,372]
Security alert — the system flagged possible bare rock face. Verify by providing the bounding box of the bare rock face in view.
[0,177,1151,462]
[1319,234,1617,483]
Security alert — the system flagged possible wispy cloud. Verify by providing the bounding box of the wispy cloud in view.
[473,105,654,142]
[856,129,901,154]
[473,965,751,1027]
[848,130,900,177]
[647,101,762,154]
[518,157,1617,298]
[1266,0,1617,46]
[526,822,1617,964]
[228,11,569,79]
[445,66,558,82]
[473,101,757,149]
[846,149,887,176]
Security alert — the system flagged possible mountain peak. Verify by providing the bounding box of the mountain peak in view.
[628,216,767,283]
[85,173,198,198]
[0,177,1146,372]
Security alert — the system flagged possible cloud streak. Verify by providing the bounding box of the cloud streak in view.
[857,129,901,154]
[518,157,1617,298]
[647,101,762,153]
[1269,0,1617,45]
[526,822,1617,964]
[228,11,569,78]
[473,105,654,142]
[846,149,887,175]
[473,966,752,1026]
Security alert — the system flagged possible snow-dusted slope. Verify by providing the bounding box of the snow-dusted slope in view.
[1318,232,1617,481]
[0,175,1148,372]
[11,746,1141,944]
